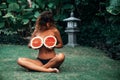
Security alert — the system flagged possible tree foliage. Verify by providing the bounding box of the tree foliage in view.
[106,0,120,15]
[0,0,120,59]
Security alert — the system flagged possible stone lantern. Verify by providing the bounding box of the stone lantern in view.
[63,12,80,47]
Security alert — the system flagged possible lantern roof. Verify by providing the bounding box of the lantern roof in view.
[63,12,81,21]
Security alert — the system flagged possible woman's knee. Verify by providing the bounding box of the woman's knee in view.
[17,57,26,64]
[57,53,65,62]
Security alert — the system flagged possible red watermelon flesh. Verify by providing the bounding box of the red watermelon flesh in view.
[31,37,43,49]
[32,38,42,47]
[44,36,57,48]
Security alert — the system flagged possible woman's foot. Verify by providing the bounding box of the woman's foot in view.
[48,68,59,73]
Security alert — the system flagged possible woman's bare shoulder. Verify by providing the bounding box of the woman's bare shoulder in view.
[52,27,59,32]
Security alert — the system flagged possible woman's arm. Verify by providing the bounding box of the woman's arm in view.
[28,29,37,48]
[54,29,63,48]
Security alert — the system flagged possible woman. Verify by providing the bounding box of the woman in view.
[17,11,65,73]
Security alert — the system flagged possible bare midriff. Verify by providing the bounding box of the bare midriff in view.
[35,28,57,60]
[38,46,56,59]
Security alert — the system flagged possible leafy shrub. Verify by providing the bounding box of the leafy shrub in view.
[0,33,28,45]
[0,0,120,60]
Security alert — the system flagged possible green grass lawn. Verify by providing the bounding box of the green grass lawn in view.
[0,44,120,80]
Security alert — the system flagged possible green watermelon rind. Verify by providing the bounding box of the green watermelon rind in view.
[44,36,57,48]
[30,36,43,49]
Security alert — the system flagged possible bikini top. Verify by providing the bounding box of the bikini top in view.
[30,35,57,49]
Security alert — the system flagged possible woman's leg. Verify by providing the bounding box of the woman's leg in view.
[43,53,65,69]
[17,58,58,73]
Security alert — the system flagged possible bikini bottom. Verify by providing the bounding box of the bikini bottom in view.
[37,58,51,65]
[37,57,60,69]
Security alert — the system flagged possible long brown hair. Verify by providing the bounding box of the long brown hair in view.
[31,11,56,38]
[35,11,55,31]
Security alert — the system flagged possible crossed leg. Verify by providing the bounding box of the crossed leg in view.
[17,53,65,73]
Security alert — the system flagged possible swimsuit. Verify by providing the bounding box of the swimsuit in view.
[37,58,51,65]
[37,58,60,69]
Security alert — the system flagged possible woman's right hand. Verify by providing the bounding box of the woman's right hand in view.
[28,43,32,48]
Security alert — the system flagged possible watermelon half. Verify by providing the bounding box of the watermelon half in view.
[30,36,43,49]
[44,36,57,48]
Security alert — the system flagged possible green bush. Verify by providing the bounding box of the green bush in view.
[0,0,120,59]
[0,33,28,45]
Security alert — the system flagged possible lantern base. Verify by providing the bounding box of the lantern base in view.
[65,43,79,47]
